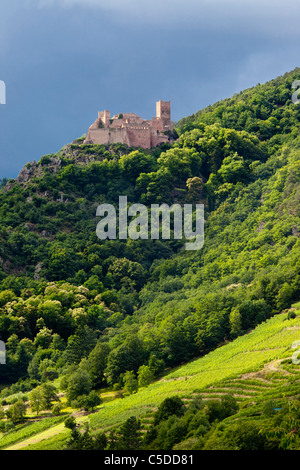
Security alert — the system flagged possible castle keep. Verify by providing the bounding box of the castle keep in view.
[84,100,173,149]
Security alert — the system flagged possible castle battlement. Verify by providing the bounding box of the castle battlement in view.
[84,100,173,149]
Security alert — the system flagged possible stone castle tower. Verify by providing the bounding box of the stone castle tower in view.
[84,100,173,149]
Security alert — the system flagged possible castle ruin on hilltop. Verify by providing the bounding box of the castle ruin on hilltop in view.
[84,100,174,149]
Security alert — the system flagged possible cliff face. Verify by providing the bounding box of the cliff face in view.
[5,144,105,190]
[16,157,62,184]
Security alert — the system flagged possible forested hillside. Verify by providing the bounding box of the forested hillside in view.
[1,68,300,450]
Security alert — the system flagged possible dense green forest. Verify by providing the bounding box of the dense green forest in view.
[1,68,300,450]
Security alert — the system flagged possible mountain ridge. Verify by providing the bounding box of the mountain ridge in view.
[1,67,300,450]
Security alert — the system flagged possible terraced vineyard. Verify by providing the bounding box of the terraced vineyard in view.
[2,307,300,450]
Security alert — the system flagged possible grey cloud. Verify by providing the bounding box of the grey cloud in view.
[18,0,300,38]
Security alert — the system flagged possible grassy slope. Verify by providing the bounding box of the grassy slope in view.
[4,305,300,450]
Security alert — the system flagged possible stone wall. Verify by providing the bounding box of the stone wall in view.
[86,127,131,146]
[127,126,151,148]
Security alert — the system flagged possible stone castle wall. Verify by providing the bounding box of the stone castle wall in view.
[86,127,131,146]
